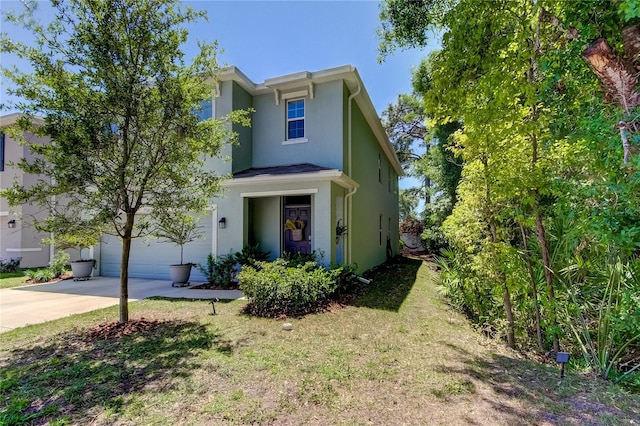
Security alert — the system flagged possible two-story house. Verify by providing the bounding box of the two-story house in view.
[11,65,401,279]
[0,113,53,268]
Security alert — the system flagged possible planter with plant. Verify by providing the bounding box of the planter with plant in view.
[48,227,99,281]
[284,217,305,241]
[335,219,348,244]
[156,213,203,287]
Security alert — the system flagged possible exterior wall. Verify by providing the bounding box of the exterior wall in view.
[0,130,51,267]
[251,80,344,170]
[348,99,399,273]
[100,213,213,281]
[248,197,280,260]
[231,82,253,174]
[204,80,235,176]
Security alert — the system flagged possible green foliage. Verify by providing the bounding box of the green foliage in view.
[381,0,640,367]
[564,259,640,382]
[0,257,22,273]
[0,0,251,322]
[239,259,350,317]
[155,214,203,265]
[234,243,270,267]
[197,254,237,288]
[23,251,70,283]
[25,268,55,283]
[282,250,324,268]
[49,251,70,278]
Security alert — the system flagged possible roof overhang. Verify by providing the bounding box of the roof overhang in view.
[224,168,359,190]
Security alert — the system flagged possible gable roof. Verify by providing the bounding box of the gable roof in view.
[219,66,403,176]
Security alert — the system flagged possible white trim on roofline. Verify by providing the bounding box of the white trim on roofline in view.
[6,248,43,252]
[241,188,319,198]
[224,169,359,190]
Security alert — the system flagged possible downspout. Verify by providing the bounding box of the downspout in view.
[345,80,361,265]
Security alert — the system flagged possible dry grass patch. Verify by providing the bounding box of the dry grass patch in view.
[1,257,639,425]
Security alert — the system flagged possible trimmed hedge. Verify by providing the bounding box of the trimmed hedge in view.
[239,259,354,317]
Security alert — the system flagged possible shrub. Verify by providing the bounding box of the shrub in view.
[197,254,237,288]
[234,243,270,267]
[282,249,324,268]
[239,259,342,317]
[0,257,21,273]
[25,268,55,283]
[49,251,70,278]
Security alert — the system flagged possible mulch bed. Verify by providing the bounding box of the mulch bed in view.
[25,272,74,285]
[189,282,239,290]
[82,318,165,341]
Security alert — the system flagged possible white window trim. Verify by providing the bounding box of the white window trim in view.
[286,97,306,142]
[282,138,308,145]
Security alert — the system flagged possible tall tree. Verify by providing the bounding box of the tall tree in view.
[379,0,639,351]
[1,0,249,323]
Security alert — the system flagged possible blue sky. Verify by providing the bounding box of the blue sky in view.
[1,0,438,187]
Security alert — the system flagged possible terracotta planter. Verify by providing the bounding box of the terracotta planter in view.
[169,264,193,287]
[71,259,95,281]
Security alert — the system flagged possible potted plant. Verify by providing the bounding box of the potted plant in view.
[335,219,348,244]
[284,217,305,241]
[156,213,203,287]
[50,229,99,281]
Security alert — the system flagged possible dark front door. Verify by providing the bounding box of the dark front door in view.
[284,202,311,255]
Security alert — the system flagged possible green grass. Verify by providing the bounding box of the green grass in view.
[1,257,639,425]
[0,270,29,289]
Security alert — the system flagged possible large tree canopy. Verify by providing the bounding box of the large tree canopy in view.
[379,0,640,376]
[1,0,250,322]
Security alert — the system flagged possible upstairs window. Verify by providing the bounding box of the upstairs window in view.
[196,99,213,122]
[287,99,305,140]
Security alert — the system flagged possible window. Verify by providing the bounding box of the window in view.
[0,133,4,172]
[287,99,305,139]
[379,214,383,246]
[196,99,213,122]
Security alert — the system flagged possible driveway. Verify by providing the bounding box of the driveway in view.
[0,276,243,333]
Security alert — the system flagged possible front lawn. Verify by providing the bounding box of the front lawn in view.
[0,270,29,289]
[1,257,638,425]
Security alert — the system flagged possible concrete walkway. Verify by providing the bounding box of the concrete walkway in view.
[0,276,243,333]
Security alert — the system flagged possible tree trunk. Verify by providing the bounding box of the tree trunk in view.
[535,209,559,353]
[519,222,544,352]
[503,281,515,349]
[119,213,135,323]
[482,155,515,348]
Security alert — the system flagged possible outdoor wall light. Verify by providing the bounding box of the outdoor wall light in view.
[218,217,226,229]
[8,219,16,229]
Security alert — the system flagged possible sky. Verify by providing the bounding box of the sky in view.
[1,0,439,186]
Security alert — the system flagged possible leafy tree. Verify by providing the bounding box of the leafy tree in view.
[379,0,640,357]
[381,59,462,250]
[1,0,250,323]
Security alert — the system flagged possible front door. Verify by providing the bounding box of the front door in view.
[284,197,311,254]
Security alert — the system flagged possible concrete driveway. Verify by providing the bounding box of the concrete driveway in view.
[0,276,243,333]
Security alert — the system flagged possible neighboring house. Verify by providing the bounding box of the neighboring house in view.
[99,65,402,279]
[0,113,53,268]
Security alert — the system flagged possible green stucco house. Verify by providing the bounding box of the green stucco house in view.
[99,65,402,278]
